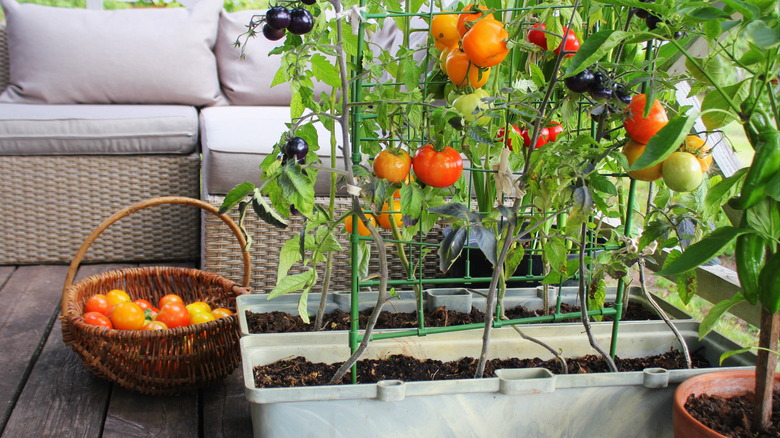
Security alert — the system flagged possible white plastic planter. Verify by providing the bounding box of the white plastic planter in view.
[242,321,753,438]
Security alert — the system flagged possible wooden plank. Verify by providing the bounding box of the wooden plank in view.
[0,265,69,433]
[102,388,199,438]
[202,369,253,438]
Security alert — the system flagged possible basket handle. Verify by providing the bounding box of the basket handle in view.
[62,196,252,314]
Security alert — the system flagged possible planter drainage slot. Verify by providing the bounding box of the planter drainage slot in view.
[496,368,556,395]
[376,380,406,402]
[642,368,670,389]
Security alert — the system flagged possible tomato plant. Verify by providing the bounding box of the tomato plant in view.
[373,149,412,183]
[430,13,460,47]
[344,214,376,236]
[456,4,492,36]
[662,152,703,192]
[446,48,490,89]
[453,90,490,125]
[85,294,111,315]
[155,302,190,329]
[462,18,509,68]
[413,144,463,188]
[83,311,113,329]
[378,200,402,230]
[622,140,662,182]
[110,302,146,330]
[624,94,668,144]
[106,289,130,307]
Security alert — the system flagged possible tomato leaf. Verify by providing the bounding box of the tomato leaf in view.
[251,192,288,229]
[701,81,747,130]
[219,182,255,214]
[429,202,481,223]
[277,237,303,283]
[699,293,746,339]
[565,30,629,78]
[629,113,698,171]
[268,269,314,299]
[438,226,467,272]
[655,227,753,276]
[471,225,497,266]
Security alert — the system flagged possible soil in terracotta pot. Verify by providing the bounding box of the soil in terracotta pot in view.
[684,391,780,437]
[253,350,710,388]
[246,301,659,333]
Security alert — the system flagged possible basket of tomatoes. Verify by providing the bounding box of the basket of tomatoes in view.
[60,197,251,396]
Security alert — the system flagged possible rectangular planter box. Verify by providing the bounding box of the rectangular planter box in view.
[242,321,754,438]
[237,286,691,336]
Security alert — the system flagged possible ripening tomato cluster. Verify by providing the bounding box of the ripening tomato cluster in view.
[495,121,565,150]
[81,289,233,331]
[621,94,711,192]
[431,5,509,90]
[526,23,581,58]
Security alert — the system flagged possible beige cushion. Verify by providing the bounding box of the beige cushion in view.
[0,0,225,106]
[0,103,198,155]
[200,105,343,195]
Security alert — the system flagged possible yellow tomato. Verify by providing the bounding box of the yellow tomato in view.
[190,312,216,325]
[186,301,212,316]
[106,289,131,306]
[211,308,233,319]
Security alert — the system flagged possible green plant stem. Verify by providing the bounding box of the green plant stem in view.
[754,309,780,433]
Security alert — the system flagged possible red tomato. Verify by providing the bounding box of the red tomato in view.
[158,294,184,309]
[412,144,463,188]
[83,311,113,329]
[495,125,523,150]
[155,302,190,329]
[85,294,111,315]
[553,28,580,58]
[546,121,564,142]
[624,94,669,144]
[133,299,158,313]
[110,302,146,330]
[141,320,168,331]
[527,23,548,49]
[373,149,412,183]
[520,127,550,149]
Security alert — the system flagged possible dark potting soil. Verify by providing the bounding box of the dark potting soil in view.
[253,350,710,388]
[684,391,780,437]
[246,301,660,334]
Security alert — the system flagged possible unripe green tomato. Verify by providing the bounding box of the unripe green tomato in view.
[662,152,704,192]
[453,91,491,125]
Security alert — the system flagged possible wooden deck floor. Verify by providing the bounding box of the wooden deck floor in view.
[0,262,253,438]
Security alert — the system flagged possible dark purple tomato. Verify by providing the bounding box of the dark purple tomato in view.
[613,84,632,105]
[290,205,300,215]
[262,24,286,41]
[646,14,662,30]
[564,68,597,93]
[673,31,685,40]
[284,137,309,162]
[265,6,291,30]
[288,8,314,35]
[634,8,649,18]
[590,85,613,101]
[300,0,316,5]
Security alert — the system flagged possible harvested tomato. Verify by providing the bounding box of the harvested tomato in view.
[158,294,184,309]
[141,320,168,331]
[496,125,523,150]
[546,121,564,141]
[431,12,460,47]
[446,48,490,89]
[190,312,216,325]
[106,289,130,307]
[377,200,403,230]
[85,294,111,315]
[374,149,412,183]
[211,308,233,319]
[624,94,668,144]
[186,301,212,316]
[155,302,190,329]
[681,135,712,172]
[552,28,580,58]
[527,23,548,49]
[413,144,463,188]
[457,4,493,36]
[520,127,549,149]
[344,214,377,237]
[133,299,158,313]
[110,302,146,330]
[662,152,703,192]
[462,18,509,68]
[622,139,663,182]
[83,311,113,329]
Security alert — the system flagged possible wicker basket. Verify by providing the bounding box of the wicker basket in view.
[60,197,251,396]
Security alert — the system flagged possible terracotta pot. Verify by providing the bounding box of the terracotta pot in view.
[673,369,780,438]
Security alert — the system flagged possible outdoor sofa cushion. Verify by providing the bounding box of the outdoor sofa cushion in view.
[200,105,344,196]
[0,0,225,106]
[0,104,199,155]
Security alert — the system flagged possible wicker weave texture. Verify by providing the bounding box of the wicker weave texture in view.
[203,195,447,294]
[61,266,242,395]
[0,154,201,264]
[0,25,8,92]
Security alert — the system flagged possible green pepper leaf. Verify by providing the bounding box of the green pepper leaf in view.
[655,227,753,276]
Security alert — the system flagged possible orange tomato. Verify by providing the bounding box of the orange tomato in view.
[106,289,130,306]
[446,48,490,89]
[377,200,403,230]
[85,294,111,315]
[462,17,509,68]
[439,45,455,74]
[110,302,146,330]
[211,308,233,319]
[622,139,663,182]
[457,4,493,36]
[624,94,669,144]
[83,311,113,329]
[155,302,190,329]
[141,320,168,330]
[373,149,412,183]
[158,294,184,309]
[681,135,713,172]
[430,12,460,47]
[393,174,415,198]
[344,214,376,237]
